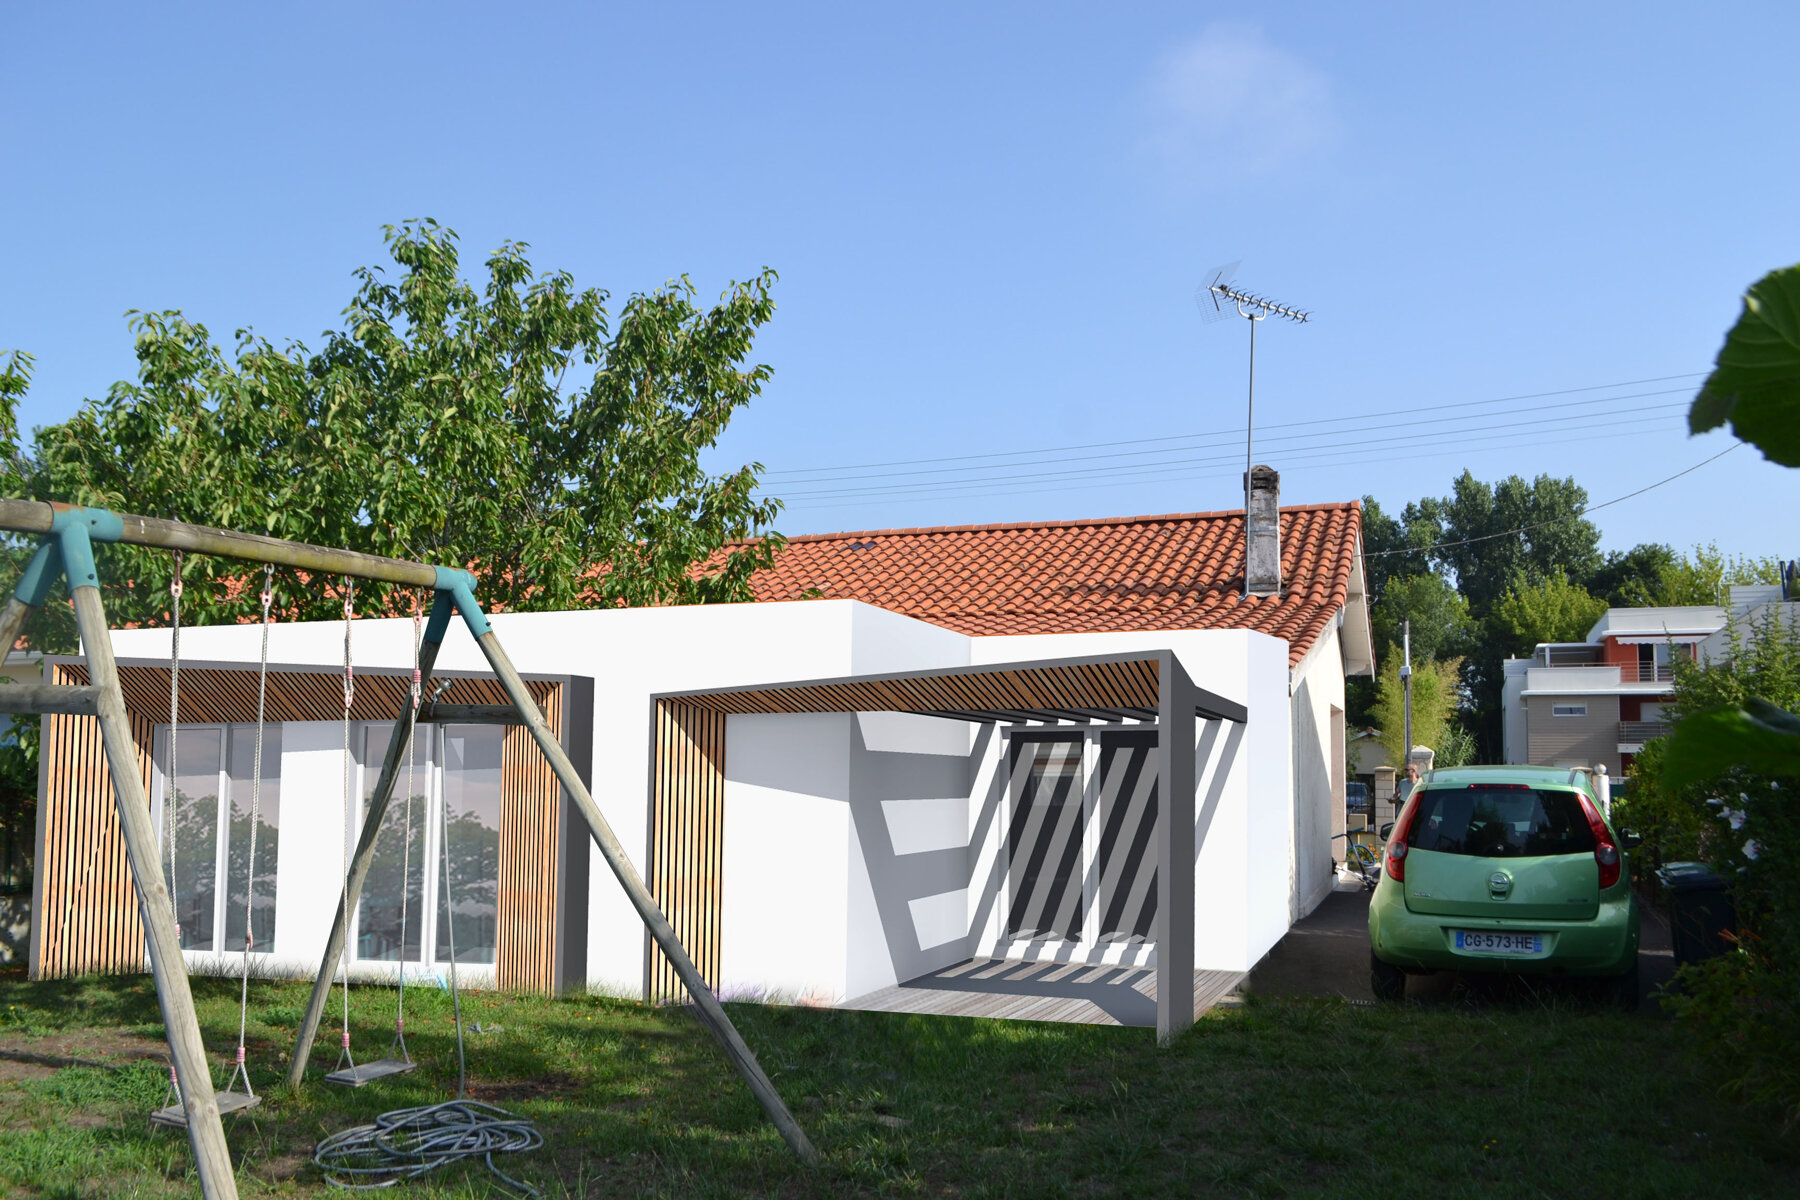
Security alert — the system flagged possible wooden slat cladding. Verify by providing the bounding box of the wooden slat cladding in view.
[646,700,726,1004]
[33,663,154,979]
[101,664,519,725]
[680,659,1163,720]
[496,681,563,994]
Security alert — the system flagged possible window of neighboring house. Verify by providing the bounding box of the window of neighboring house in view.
[153,724,281,953]
[1552,704,1589,717]
[355,722,503,966]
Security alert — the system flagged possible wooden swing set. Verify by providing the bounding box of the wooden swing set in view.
[0,499,817,1200]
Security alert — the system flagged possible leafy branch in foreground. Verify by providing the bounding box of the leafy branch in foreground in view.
[1690,262,1800,466]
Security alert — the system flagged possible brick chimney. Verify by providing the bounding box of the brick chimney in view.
[1243,465,1281,596]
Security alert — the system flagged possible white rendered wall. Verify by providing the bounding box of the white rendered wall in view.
[1288,626,1346,924]
[720,713,851,1003]
[845,710,976,1000]
[1243,633,1296,969]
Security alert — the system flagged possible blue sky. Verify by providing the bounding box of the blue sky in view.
[5,3,1798,558]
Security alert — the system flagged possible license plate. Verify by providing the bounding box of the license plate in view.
[1453,930,1545,956]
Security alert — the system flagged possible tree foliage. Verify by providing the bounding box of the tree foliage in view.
[1369,655,1463,769]
[1405,470,1601,612]
[11,221,786,640]
[1493,567,1609,654]
[1370,571,1473,666]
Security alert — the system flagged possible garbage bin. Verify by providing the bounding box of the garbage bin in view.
[1656,863,1738,966]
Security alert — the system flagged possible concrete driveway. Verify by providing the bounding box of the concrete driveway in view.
[1243,886,1676,1012]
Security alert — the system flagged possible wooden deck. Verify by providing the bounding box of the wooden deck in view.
[843,957,1245,1027]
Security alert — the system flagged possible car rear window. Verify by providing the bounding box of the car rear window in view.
[1405,787,1596,858]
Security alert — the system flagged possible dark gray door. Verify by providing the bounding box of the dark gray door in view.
[1097,730,1158,943]
[1006,734,1085,941]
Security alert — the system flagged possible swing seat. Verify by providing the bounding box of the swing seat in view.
[324,1057,419,1087]
[150,1090,261,1128]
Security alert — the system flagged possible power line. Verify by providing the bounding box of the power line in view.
[1361,443,1744,559]
[766,401,1690,503]
[759,386,1694,490]
[759,372,1707,481]
[777,420,1694,513]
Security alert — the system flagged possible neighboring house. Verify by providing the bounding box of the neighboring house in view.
[32,473,1373,1031]
[1348,728,1389,791]
[1501,604,1729,775]
[1695,577,1800,664]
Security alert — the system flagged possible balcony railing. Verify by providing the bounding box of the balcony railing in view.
[1532,662,1674,684]
[1619,720,1671,743]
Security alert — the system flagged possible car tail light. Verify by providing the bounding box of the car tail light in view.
[1576,792,1621,889]
[1385,794,1423,882]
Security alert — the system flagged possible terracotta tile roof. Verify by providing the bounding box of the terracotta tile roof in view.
[743,502,1363,667]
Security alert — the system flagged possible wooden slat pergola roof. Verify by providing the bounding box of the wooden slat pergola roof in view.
[656,651,1247,725]
[54,657,552,725]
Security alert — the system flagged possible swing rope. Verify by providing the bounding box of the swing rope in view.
[162,552,185,1110]
[166,551,183,946]
[225,564,276,1102]
[333,577,357,1075]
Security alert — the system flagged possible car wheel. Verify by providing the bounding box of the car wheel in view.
[1602,958,1640,1011]
[1371,951,1406,1002]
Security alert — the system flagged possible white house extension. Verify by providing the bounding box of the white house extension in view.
[32,476,1372,1030]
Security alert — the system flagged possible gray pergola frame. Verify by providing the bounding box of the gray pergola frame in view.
[652,649,1247,1045]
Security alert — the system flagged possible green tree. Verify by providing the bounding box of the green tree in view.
[1493,567,1609,654]
[1588,542,1680,607]
[1402,471,1603,757]
[15,221,786,639]
[1369,655,1464,769]
[1643,543,1784,608]
[1371,571,1473,665]
[1406,471,1601,613]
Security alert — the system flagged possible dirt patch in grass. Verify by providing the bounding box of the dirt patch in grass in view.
[0,1026,167,1083]
[465,1071,581,1102]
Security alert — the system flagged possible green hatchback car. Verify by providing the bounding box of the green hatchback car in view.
[1367,764,1640,1005]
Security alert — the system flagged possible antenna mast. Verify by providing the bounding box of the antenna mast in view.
[1195,263,1311,548]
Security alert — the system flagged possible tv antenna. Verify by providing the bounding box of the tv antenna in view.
[1195,262,1311,550]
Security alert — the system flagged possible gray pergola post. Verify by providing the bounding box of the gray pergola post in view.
[1155,651,1198,1045]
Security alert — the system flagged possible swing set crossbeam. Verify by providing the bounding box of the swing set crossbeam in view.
[0,499,442,587]
[0,685,103,715]
[0,499,819,1200]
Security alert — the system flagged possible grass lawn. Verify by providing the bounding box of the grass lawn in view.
[0,965,1794,1198]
